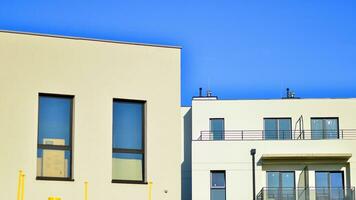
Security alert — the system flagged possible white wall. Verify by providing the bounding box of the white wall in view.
[190,98,356,200]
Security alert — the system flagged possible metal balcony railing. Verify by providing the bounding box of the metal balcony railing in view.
[257,187,355,200]
[196,129,356,141]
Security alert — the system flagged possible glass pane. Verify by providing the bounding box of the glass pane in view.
[330,173,344,200]
[112,153,143,181]
[279,119,292,140]
[113,101,143,149]
[267,172,280,188]
[211,172,225,187]
[281,172,295,188]
[265,119,278,140]
[38,96,72,146]
[210,119,224,140]
[311,119,323,139]
[330,172,343,188]
[37,149,71,178]
[324,119,338,139]
[316,172,329,199]
[211,189,225,200]
[316,172,329,187]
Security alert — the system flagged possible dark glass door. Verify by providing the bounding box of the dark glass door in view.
[210,119,224,140]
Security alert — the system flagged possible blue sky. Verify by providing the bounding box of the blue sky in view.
[1,1,355,106]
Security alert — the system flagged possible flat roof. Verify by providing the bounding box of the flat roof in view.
[0,29,182,49]
[192,97,356,102]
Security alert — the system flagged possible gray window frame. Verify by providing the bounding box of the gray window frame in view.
[112,98,146,184]
[36,93,74,181]
[210,170,226,200]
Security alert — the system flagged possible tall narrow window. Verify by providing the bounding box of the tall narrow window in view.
[37,94,73,180]
[210,118,224,140]
[211,171,226,200]
[311,118,339,139]
[112,99,145,183]
[264,118,292,140]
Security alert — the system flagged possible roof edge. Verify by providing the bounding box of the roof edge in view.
[0,29,182,49]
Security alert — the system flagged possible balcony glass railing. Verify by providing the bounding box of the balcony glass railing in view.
[257,187,355,200]
[196,129,356,141]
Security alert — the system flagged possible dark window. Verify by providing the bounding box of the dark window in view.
[37,94,73,180]
[112,99,145,183]
[311,118,339,139]
[264,118,292,140]
[210,118,224,140]
[211,171,226,200]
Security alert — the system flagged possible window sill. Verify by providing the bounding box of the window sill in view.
[36,176,74,182]
[112,180,147,184]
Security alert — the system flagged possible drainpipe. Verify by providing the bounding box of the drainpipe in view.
[250,149,256,200]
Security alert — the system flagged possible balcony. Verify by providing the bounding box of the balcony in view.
[196,129,356,141]
[257,187,356,200]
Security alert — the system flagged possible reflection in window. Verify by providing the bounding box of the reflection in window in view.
[267,171,295,200]
[211,171,226,200]
[37,94,73,179]
[210,119,224,140]
[112,100,145,182]
[316,171,344,199]
[264,118,292,140]
[311,118,339,139]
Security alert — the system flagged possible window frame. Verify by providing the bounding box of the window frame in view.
[311,117,340,139]
[263,118,292,140]
[36,93,74,181]
[315,171,345,199]
[112,98,146,184]
[209,118,225,140]
[266,171,296,188]
[210,170,226,200]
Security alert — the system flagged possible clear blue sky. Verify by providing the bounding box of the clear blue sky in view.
[1,1,355,106]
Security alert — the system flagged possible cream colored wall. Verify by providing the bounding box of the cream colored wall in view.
[191,99,356,200]
[0,31,181,200]
[192,98,356,140]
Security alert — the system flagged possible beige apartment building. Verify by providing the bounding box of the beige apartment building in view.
[182,90,356,200]
[0,31,181,200]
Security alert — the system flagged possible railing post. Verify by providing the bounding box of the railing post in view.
[342,129,344,139]
[242,130,244,140]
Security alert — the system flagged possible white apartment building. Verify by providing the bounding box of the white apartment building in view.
[183,90,356,200]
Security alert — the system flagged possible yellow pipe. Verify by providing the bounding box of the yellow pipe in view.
[148,181,153,200]
[21,173,25,200]
[84,181,88,200]
[17,170,23,200]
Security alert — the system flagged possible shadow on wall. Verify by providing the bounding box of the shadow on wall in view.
[181,108,192,200]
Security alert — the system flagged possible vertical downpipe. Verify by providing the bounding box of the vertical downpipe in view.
[250,149,256,200]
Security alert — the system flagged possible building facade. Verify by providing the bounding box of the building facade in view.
[0,31,181,200]
[183,94,356,200]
